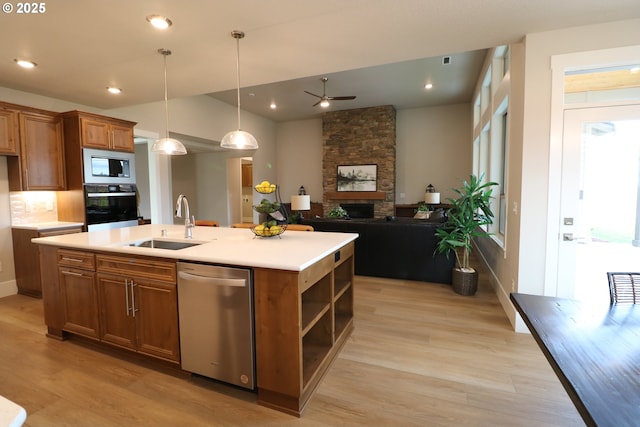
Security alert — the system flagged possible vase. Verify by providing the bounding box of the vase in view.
[451,268,479,296]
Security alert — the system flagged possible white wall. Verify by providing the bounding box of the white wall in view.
[276,119,323,202]
[396,104,472,204]
[275,106,473,208]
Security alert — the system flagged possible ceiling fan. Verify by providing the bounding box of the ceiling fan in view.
[304,77,356,107]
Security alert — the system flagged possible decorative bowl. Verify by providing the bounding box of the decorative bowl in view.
[251,223,286,238]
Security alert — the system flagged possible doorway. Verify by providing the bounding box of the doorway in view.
[557,105,640,302]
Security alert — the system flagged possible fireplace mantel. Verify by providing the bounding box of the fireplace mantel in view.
[325,191,387,200]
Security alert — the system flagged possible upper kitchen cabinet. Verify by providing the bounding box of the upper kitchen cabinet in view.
[0,104,19,155]
[7,108,66,191]
[62,111,136,153]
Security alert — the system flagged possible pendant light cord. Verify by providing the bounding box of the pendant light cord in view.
[235,34,242,130]
[162,49,171,139]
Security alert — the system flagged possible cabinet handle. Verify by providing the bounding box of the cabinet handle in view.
[61,270,84,277]
[130,280,138,317]
[61,257,84,263]
[124,279,131,316]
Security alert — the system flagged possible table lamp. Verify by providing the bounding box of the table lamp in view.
[424,184,440,204]
[291,194,311,221]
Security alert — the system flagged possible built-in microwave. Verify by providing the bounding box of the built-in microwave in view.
[83,148,136,184]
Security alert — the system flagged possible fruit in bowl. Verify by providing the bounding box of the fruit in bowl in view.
[254,198,281,214]
[255,180,277,194]
[252,221,285,237]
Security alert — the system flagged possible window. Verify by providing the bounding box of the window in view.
[471,46,511,247]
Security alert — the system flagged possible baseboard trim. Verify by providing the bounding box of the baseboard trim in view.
[0,279,18,298]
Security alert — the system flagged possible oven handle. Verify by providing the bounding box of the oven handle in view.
[86,192,137,198]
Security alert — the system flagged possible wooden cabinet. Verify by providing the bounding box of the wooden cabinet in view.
[58,249,98,339]
[11,227,83,297]
[7,110,66,191]
[254,241,355,416]
[96,254,180,363]
[62,111,135,153]
[242,163,253,187]
[0,105,19,155]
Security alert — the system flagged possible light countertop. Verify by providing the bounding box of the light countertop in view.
[32,224,358,271]
[12,221,84,231]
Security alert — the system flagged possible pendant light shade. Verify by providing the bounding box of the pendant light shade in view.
[220,30,258,150]
[152,48,187,155]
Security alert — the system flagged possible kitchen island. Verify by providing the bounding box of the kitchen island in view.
[33,224,357,416]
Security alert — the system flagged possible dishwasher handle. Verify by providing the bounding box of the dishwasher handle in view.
[178,271,247,287]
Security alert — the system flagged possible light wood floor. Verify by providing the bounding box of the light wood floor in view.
[0,272,584,426]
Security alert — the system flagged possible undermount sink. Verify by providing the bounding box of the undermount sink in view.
[129,239,203,250]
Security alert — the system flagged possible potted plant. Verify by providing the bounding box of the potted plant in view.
[414,202,433,219]
[434,174,497,295]
[327,206,349,219]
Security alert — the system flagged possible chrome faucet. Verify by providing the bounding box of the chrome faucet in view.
[175,194,195,239]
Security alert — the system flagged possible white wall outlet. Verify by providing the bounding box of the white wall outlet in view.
[399,192,405,199]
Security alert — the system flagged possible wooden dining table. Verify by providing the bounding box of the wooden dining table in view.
[510,292,640,427]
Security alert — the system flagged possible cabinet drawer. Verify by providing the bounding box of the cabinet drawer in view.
[299,253,333,293]
[57,249,95,271]
[96,254,176,283]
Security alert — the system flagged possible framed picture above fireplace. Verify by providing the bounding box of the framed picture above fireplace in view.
[337,164,377,192]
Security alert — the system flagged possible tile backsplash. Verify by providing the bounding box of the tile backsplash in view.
[10,191,58,224]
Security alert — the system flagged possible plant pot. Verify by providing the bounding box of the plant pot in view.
[451,268,479,296]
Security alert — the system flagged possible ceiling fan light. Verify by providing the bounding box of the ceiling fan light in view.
[146,15,172,29]
[320,99,330,108]
[152,137,188,155]
[15,59,37,69]
[220,130,258,150]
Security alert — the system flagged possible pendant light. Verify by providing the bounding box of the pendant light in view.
[151,48,187,155]
[220,30,258,150]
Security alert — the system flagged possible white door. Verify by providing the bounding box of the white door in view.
[557,105,640,302]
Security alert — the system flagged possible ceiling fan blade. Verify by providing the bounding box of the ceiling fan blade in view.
[304,90,322,99]
[312,100,322,107]
[328,96,357,101]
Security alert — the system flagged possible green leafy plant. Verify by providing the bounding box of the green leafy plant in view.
[327,206,349,218]
[416,202,433,212]
[434,174,497,271]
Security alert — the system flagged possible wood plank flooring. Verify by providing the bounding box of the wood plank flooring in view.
[0,272,584,426]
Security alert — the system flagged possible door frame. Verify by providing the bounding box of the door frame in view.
[545,45,640,297]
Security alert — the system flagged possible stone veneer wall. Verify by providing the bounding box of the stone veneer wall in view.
[322,105,396,217]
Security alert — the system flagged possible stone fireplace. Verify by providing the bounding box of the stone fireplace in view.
[322,105,396,217]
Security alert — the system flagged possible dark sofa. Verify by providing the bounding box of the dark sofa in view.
[301,217,454,284]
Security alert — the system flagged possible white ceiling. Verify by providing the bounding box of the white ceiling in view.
[1,0,639,122]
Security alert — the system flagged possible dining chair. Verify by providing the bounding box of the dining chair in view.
[607,272,640,304]
[285,224,314,232]
[230,223,257,229]
[194,220,219,227]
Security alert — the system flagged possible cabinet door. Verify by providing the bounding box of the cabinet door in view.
[12,228,40,297]
[80,117,110,149]
[97,273,136,351]
[0,107,19,155]
[135,280,180,362]
[59,267,99,339]
[18,112,66,190]
[110,123,134,152]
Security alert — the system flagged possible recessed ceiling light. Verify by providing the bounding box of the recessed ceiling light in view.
[270,102,277,109]
[146,15,172,29]
[106,87,122,94]
[424,83,433,90]
[14,59,37,69]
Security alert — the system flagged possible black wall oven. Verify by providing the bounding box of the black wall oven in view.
[85,184,138,231]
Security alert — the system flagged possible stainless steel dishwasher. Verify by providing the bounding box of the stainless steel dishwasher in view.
[177,262,255,390]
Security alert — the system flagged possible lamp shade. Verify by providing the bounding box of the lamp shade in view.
[424,192,440,204]
[152,137,188,155]
[291,195,311,211]
[220,130,258,150]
